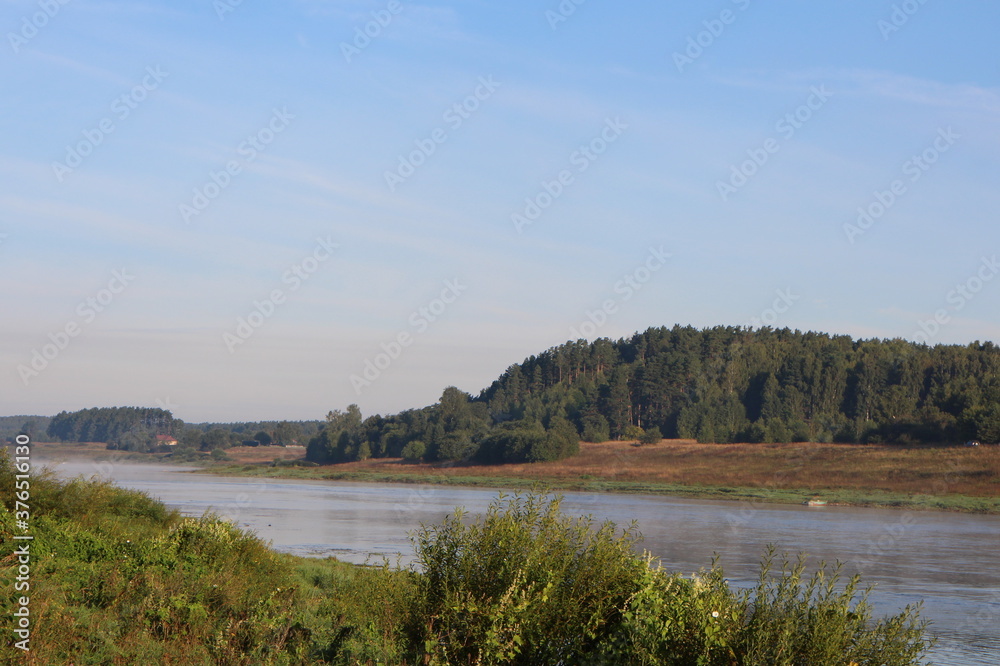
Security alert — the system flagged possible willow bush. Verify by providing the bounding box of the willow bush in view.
[412,492,931,666]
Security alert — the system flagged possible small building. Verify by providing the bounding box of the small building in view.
[155,435,179,446]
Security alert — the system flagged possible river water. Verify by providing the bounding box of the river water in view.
[48,459,999,665]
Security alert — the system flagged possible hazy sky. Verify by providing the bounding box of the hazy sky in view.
[3,0,999,422]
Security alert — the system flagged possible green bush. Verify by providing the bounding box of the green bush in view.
[411,492,931,666]
[593,549,930,665]
[304,558,419,665]
[639,427,663,445]
[401,439,426,462]
[622,425,645,441]
[412,492,646,665]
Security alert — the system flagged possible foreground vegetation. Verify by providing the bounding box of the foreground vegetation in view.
[2,450,934,665]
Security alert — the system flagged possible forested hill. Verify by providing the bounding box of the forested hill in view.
[305,325,1000,466]
[479,325,1000,446]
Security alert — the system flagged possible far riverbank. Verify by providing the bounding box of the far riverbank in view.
[29,439,1000,514]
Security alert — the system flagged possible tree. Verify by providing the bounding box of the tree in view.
[45,406,174,444]
[179,427,204,450]
[305,405,365,463]
[253,430,273,446]
[413,492,645,665]
[274,421,301,446]
[401,440,426,462]
[357,440,372,461]
[300,326,1000,467]
[19,419,39,438]
[639,426,662,445]
[203,429,232,451]
[581,412,610,443]
[533,415,579,461]
[113,429,154,452]
[437,432,476,461]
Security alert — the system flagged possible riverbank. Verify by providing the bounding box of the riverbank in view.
[0,454,935,665]
[220,439,1000,514]
[30,439,1000,514]
[207,464,1000,513]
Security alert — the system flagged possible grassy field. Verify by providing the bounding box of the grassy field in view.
[212,439,1000,514]
[31,439,1000,513]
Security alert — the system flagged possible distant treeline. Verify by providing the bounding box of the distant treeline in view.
[43,406,321,453]
[306,325,1000,465]
[0,415,51,443]
[47,407,174,445]
[176,419,322,450]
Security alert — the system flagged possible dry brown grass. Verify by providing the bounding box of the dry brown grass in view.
[332,440,1000,497]
[224,445,307,463]
[27,439,999,499]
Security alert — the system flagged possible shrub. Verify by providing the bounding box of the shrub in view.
[412,492,648,664]
[593,549,930,665]
[401,440,426,462]
[581,413,611,443]
[305,558,419,665]
[639,427,662,445]
[411,492,931,666]
[622,425,645,441]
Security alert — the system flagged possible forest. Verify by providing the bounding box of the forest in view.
[36,325,1000,464]
[306,325,1000,465]
[40,406,320,453]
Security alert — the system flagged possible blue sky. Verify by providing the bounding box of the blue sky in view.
[3,0,999,422]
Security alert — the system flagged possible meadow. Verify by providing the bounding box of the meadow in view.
[208,440,1000,514]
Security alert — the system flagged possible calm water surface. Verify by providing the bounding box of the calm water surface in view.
[50,459,999,665]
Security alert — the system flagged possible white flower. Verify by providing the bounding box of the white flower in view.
[711,611,720,618]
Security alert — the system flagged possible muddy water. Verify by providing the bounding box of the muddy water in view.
[50,460,999,665]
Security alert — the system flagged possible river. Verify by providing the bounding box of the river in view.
[48,459,999,665]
